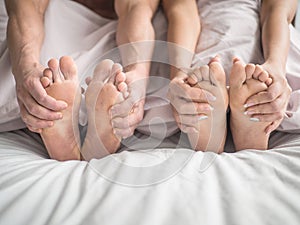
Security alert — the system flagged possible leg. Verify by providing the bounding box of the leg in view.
[229,58,272,151]
[81,60,128,161]
[40,56,81,161]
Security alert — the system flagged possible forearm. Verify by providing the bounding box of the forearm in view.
[163,0,200,79]
[5,0,49,81]
[260,0,297,75]
[115,1,159,75]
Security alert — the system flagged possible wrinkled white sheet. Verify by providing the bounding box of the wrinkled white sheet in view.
[0,129,300,225]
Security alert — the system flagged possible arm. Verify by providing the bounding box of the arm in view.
[245,0,297,133]
[162,0,200,79]
[111,0,160,138]
[5,0,67,133]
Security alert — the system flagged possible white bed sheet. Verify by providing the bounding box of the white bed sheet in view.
[0,130,300,225]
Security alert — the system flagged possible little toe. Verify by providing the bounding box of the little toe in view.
[48,58,62,83]
[229,58,246,88]
[59,56,78,81]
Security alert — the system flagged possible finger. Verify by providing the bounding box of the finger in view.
[112,109,144,129]
[27,125,42,134]
[245,96,286,115]
[265,120,282,135]
[20,104,54,129]
[170,98,212,115]
[176,114,208,129]
[29,80,68,111]
[114,126,135,139]
[179,124,198,133]
[20,92,64,121]
[245,82,280,106]
[249,112,284,123]
[170,79,216,102]
[110,93,145,117]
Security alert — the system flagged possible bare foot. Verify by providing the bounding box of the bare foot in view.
[185,56,228,153]
[81,59,127,161]
[229,58,272,151]
[40,56,81,161]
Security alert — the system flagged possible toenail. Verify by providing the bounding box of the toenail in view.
[198,116,208,121]
[250,118,260,122]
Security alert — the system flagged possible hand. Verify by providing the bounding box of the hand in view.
[15,64,68,133]
[110,70,147,138]
[244,63,292,134]
[167,72,214,133]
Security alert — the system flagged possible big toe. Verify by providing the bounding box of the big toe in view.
[229,58,246,88]
[93,59,114,82]
[59,56,78,81]
[209,57,226,85]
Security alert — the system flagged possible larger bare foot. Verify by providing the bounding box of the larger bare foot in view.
[186,57,228,153]
[229,58,272,151]
[40,56,81,161]
[81,59,127,161]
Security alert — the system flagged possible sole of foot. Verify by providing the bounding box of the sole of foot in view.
[40,56,81,161]
[185,56,228,153]
[229,58,272,151]
[81,59,128,161]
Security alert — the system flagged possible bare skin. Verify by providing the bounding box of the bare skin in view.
[176,57,228,153]
[40,56,81,161]
[81,59,128,161]
[229,58,273,151]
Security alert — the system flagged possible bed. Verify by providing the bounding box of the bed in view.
[1,0,300,225]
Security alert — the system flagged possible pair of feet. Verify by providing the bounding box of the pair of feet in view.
[40,57,129,161]
[174,56,274,153]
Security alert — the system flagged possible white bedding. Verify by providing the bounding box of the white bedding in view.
[1,0,300,224]
[1,130,300,225]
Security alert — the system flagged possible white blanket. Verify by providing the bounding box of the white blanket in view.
[0,129,300,225]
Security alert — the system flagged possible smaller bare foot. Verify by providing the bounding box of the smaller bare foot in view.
[185,56,228,153]
[81,59,127,161]
[229,58,273,151]
[40,56,81,160]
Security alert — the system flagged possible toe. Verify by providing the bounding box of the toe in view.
[59,56,78,81]
[258,70,269,83]
[245,64,255,80]
[48,58,61,83]
[200,65,210,82]
[253,65,264,79]
[229,57,246,88]
[93,59,114,82]
[208,59,226,85]
[42,68,53,87]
